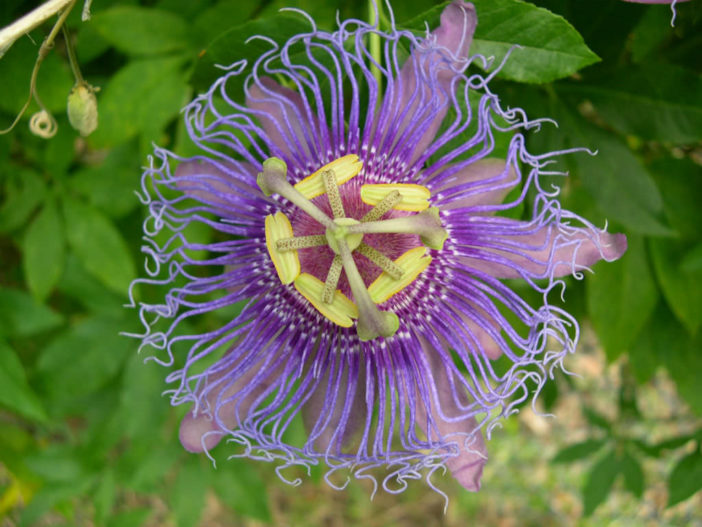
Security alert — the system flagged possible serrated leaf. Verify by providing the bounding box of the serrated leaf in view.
[649,239,702,335]
[555,102,671,236]
[62,197,135,296]
[36,316,132,403]
[0,288,63,337]
[22,200,65,301]
[561,64,702,143]
[0,340,47,422]
[403,0,599,83]
[91,6,190,55]
[668,451,702,507]
[620,450,644,498]
[583,449,620,516]
[587,235,658,361]
[190,14,311,93]
[553,438,608,463]
[171,459,209,527]
[89,57,189,148]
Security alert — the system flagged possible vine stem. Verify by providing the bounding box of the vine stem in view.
[0,0,77,137]
[0,0,80,57]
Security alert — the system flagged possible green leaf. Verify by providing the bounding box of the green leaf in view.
[630,5,674,63]
[583,449,620,516]
[557,104,670,236]
[20,478,94,526]
[62,196,135,296]
[552,438,608,463]
[0,167,47,233]
[212,458,271,522]
[587,235,658,361]
[89,57,190,148]
[631,303,702,414]
[668,450,702,507]
[649,239,702,335]
[620,450,644,498]
[0,340,47,422]
[0,288,63,337]
[583,407,612,432]
[91,6,191,55]
[171,458,209,527]
[191,14,311,93]
[403,0,599,83]
[22,200,65,301]
[681,243,702,273]
[0,36,73,116]
[68,142,140,218]
[57,255,126,316]
[36,316,132,403]
[117,353,169,441]
[649,157,702,241]
[192,0,260,49]
[106,508,152,527]
[93,468,117,526]
[560,64,702,143]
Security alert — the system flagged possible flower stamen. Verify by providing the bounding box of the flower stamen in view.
[323,255,343,304]
[361,190,402,222]
[276,235,327,251]
[356,243,404,280]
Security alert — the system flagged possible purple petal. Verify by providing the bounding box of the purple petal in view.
[246,76,313,161]
[457,221,628,279]
[416,344,488,491]
[386,1,477,165]
[302,358,366,452]
[433,158,519,211]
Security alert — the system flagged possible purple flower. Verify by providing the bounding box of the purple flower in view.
[129,1,626,495]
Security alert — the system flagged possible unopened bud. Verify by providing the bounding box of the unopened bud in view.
[67,82,98,137]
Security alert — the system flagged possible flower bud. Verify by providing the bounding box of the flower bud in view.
[67,82,98,136]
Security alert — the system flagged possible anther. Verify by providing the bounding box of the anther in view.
[356,243,403,280]
[323,170,345,219]
[323,255,343,304]
[361,190,402,222]
[276,235,327,251]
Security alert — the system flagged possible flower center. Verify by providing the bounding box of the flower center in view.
[259,156,447,341]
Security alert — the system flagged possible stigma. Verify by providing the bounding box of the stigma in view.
[259,156,446,341]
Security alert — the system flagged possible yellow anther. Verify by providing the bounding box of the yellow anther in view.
[294,155,363,199]
[360,184,431,211]
[294,273,359,327]
[265,212,300,285]
[368,247,432,304]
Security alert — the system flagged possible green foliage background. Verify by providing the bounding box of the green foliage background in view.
[0,0,700,525]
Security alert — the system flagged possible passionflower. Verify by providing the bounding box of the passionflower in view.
[129,1,626,495]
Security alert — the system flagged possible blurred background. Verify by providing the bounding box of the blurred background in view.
[0,0,700,525]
